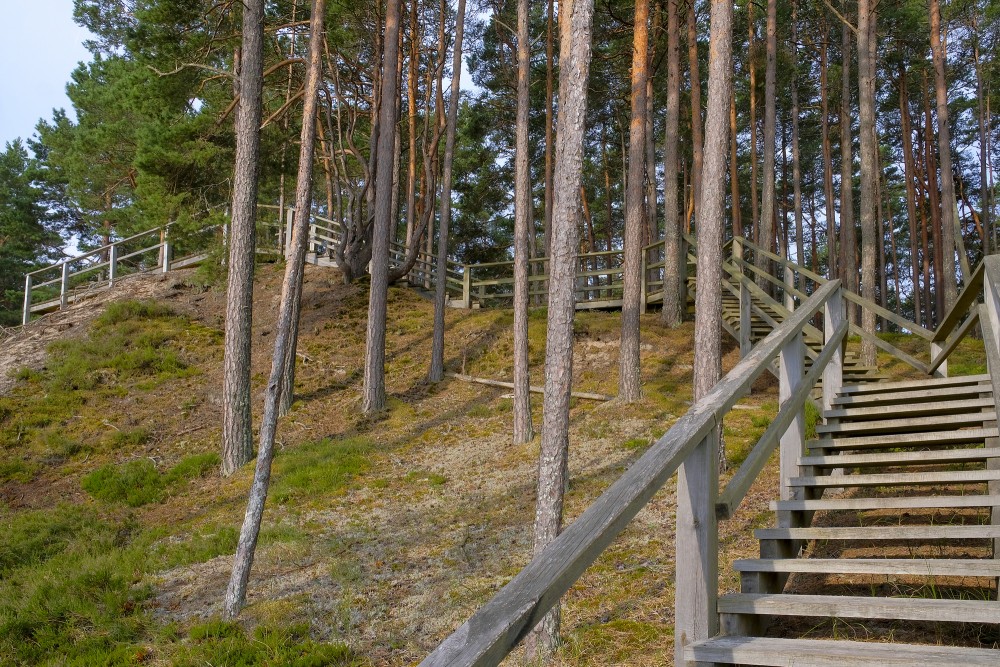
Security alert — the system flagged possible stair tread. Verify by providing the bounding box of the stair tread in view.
[800,448,1000,468]
[809,428,999,451]
[771,495,1000,511]
[755,525,1000,540]
[790,469,1000,487]
[831,384,992,406]
[717,593,1000,623]
[732,558,1000,577]
[823,398,995,420]
[837,374,991,395]
[685,635,1000,666]
[815,412,995,434]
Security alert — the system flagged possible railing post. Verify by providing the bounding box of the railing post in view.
[22,275,32,325]
[309,221,317,263]
[462,264,471,309]
[822,287,845,415]
[739,278,752,359]
[285,207,295,259]
[783,262,795,311]
[162,229,171,273]
[674,428,719,666]
[59,261,69,309]
[778,329,806,512]
[109,243,118,286]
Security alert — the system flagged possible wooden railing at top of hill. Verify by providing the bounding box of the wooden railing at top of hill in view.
[416,248,996,666]
[20,204,989,380]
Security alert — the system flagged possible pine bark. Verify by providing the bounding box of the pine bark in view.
[820,25,837,279]
[512,0,533,444]
[223,0,326,619]
[687,0,703,222]
[619,0,649,403]
[790,0,803,281]
[526,0,595,658]
[857,0,878,365]
[429,0,467,382]
[757,0,777,285]
[543,0,556,257]
[221,0,265,477]
[404,0,420,251]
[729,84,741,239]
[839,12,858,313]
[661,0,683,327]
[929,0,959,309]
[748,2,759,239]
[361,0,403,414]
[899,68,922,327]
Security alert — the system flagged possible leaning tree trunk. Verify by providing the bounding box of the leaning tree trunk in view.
[756,0,777,287]
[223,0,326,620]
[857,0,878,366]
[674,0,733,660]
[524,0,595,660]
[619,0,649,403]
[221,0,265,477]
[929,0,959,309]
[429,0,467,382]
[661,0,683,327]
[361,0,403,414]
[512,0,534,444]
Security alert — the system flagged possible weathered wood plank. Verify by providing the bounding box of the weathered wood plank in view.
[755,525,1000,540]
[815,412,996,434]
[838,374,990,395]
[790,469,1000,487]
[799,448,1000,468]
[771,495,1000,511]
[717,593,1000,623]
[732,558,1000,577]
[823,397,995,420]
[809,428,998,451]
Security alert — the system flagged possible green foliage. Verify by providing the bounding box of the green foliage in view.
[174,619,354,667]
[82,458,165,507]
[271,438,375,505]
[163,452,220,485]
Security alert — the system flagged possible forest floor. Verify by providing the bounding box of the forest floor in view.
[0,260,987,666]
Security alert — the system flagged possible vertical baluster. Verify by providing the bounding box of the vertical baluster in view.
[60,262,69,309]
[162,229,171,273]
[22,275,32,325]
[109,244,118,285]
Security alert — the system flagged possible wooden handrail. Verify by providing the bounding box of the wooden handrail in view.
[420,280,842,666]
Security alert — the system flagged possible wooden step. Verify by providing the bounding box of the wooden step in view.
[755,525,1000,541]
[823,398,995,421]
[809,428,999,451]
[771,495,1000,512]
[799,448,1000,469]
[815,412,995,435]
[732,558,1000,577]
[717,593,1000,624]
[789,469,1000,488]
[831,383,992,406]
[837,374,991,395]
[685,636,1000,667]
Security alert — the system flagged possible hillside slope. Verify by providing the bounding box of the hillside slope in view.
[1,262,789,666]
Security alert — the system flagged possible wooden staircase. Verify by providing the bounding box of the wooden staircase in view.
[686,373,1000,666]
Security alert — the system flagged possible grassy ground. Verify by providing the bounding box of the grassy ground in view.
[1,262,970,665]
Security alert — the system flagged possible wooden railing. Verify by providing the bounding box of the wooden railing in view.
[419,280,846,666]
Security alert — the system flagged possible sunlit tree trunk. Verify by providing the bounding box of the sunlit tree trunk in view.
[687,0,703,223]
[858,0,878,365]
[661,0,683,327]
[756,0,777,285]
[930,0,959,308]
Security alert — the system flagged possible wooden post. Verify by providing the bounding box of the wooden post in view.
[309,221,317,264]
[59,262,69,309]
[109,243,118,285]
[739,278,752,358]
[22,274,31,325]
[822,287,845,415]
[285,207,295,259]
[462,264,472,309]
[778,330,805,516]
[783,262,795,311]
[162,229,171,273]
[674,428,719,666]
[640,251,648,314]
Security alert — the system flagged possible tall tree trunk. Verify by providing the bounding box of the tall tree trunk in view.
[687,0,703,222]
[662,0,683,326]
[223,0,326,618]
[405,0,420,251]
[361,0,403,414]
[748,0,759,239]
[512,0,533,443]
[930,0,959,308]
[730,84,741,238]
[645,2,660,250]
[820,24,837,279]
[923,75,944,323]
[619,0,650,403]
[221,0,265,477]
[790,0,803,283]
[756,0,777,287]
[839,10,857,315]
[543,0,556,257]
[526,0,594,659]
[675,0,732,658]
[429,0,467,382]
[858,0,878,365]
[899,67,922,327]
[972,15,990,253]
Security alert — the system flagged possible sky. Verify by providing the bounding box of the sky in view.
[0,0,93,150]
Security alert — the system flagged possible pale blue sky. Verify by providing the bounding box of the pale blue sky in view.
[0,0,92,149]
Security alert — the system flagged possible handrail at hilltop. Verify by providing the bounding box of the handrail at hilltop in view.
[420,279,843,666]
